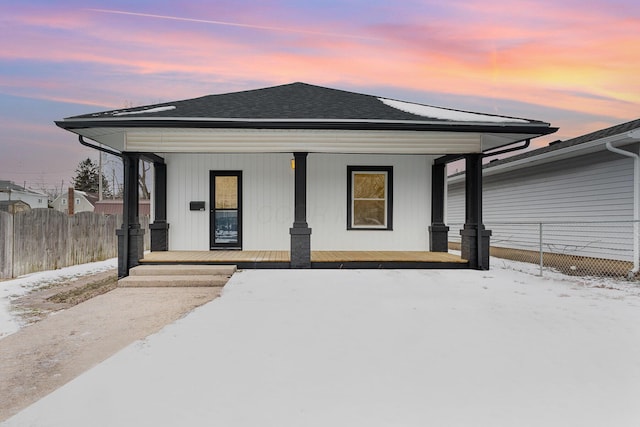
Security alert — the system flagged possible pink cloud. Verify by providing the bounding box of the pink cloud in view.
[2,2,637,124]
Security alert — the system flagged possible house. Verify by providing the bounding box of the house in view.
[55,82,556,277]
[447,118,640,275]
[51,189,99,214]
[94,199,151,216]
[0,200,31,214]
[0,180,48,209]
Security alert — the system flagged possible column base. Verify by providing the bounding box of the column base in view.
[150,222,170,251]
[290,227,312,269]
[117,226,146,277]
[429,224,450,252]
[460,225,492,270]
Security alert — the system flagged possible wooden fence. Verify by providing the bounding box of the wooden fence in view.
[0,209,150,279]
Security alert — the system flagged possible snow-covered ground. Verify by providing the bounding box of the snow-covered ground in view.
[3,265,640,426]
[0,258,117,339]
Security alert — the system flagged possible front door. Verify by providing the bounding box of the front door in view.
[210,171,242,249]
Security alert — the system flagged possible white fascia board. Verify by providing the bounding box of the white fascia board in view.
[123,128,482,154]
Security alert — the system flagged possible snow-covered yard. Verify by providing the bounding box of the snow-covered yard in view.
[0,258,117,339]
[2,265,640,426]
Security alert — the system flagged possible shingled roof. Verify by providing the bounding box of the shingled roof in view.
[56,82,558,155]
[60,82,551,129]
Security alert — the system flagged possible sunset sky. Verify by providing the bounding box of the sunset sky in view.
[1,0,639,194]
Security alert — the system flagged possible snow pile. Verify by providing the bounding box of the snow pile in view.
[112,106,176,116]
[3,268,640,426]
[0,258,117,339]
[379,97,529,123]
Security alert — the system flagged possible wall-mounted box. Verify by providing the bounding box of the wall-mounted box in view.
[189,201,206,211]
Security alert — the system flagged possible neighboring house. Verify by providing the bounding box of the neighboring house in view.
[55,82,556,276]
[0,180,48,209]
[0,200,31,214]
[447,118,640,271]
[94,199,151,216]
[51,190,99,214]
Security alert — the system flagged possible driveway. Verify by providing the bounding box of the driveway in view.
[3,268,640,426]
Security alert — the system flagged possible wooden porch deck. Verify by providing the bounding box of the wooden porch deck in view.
[141,250,467,268]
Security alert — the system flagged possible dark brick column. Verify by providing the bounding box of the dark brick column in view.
[117,153,144,277]
[460,153,491,270]
[429,162,449,252]
[150,161,169,251]
[290,152,312,268]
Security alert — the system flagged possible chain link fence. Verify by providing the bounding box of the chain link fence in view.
[448,221,640,279]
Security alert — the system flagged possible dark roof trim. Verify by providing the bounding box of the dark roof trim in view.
[56,118,557,135]
[79,135,122,158]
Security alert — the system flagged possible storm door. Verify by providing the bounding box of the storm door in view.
[210,171,242,249]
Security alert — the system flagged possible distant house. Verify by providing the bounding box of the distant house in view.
[0,180,48,209]
[56,82,556,276]
[0,200,31,214]
[447,118,640,273]
[51,190,99,214]
[94,199,151,216]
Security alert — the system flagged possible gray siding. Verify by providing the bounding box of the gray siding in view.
[447,151,635,261]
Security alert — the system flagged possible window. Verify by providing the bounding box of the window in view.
[347,166,393,230]
[62,199,67,205]
[75,198,80,205]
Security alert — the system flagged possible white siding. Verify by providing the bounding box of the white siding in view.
[0,191,48,209]
[166,153,434,251]
[308,154,432,250]
[166,153,294,250]
[447,151,635,260]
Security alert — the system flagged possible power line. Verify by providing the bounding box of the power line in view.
[1,170,72,175]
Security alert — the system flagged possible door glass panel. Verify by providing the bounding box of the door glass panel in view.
[215,176,238,209]
[214,211,238,244]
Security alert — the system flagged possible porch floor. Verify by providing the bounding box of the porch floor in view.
[141,250,467,269]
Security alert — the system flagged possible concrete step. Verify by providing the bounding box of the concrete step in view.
[129,265,237,277]
[118,274,230,288]
[119,264,237,287]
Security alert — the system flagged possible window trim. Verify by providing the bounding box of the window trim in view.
[347,165,393,230]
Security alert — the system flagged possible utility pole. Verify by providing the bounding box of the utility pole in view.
[98,151,103,201]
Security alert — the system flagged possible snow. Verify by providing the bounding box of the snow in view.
[379,97,530,123]
[112,106,176,116]
[3,266,640,426]
[0,258,117,339]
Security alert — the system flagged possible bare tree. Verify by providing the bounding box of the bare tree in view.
[138,160,151,199]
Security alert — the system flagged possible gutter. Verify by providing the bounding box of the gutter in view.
[78,135,122,158]
[448,132,639,184]
[78,136,129,276]
[434,136,535,166]
[482,139,530,158]
[605,137,640,277]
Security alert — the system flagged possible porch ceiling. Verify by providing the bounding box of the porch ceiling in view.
[67,126,540,155]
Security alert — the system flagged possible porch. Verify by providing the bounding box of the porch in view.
[140,250,468,269]
[54,83,557,277]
